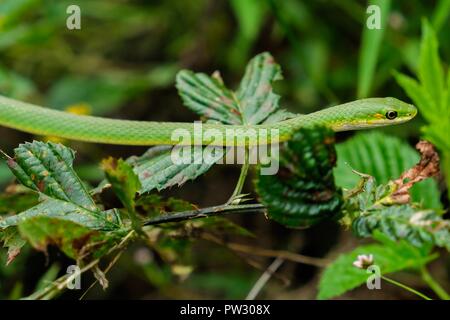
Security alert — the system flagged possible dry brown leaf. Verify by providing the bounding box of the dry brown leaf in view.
[390,141,440,204]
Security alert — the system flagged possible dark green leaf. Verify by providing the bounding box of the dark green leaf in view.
[353,205,450,251]
[256,126,343,228]
[0,227,26,265]
[176,70,242,124]
[102,157,140,213]
[0,141,121,230]
[128,146,221,194]
[318,232,436,300]
[2,141,96,211]
[18,216,120,260]
[133,53,295,194]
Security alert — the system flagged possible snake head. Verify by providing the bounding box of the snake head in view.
[331,97,418,131]
[369,97,417,124]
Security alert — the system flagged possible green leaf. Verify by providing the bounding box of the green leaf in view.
[18,216,119,260]
[0,141,121,230]
[229,0,267,67]
[418,20,445,116]
[0,197,120,231]
[34,263,60,292]
[134,53,295,194]
[102,158,140,213]
[0,190,39,215]
[432,0,450,32]
[317,232,435,300]
[230,0,266,44]
[1,141,96,211]
[128,146,220,194]
[176,70,242,124]
[0,227,26,265]
[393,72,435,122]
[357,0,391,98]
[103,157,142,232]
[335,132,441,209]
[256,126,343,228]
[353,205,450,251]
[395,20,450,199]
[136,194,196,218]
[236,52,288,124]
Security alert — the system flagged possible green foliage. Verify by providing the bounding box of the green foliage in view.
[0,190,39,215]
[353,205,450,251]
[229,0,267,68]
[335,132,441,208]
[432,0,450,32]
[103,157,142,233]
[0,66,35,99]
[256,126,343,227]
[0,228,26,265]
[0,141,121,230]
[47,67,177,115]
[103,158,141,213]
[18,216,118,260]
[357,0,391,98]
[394,20,450,197]
[132,53,295,194]
[318,232,436,300]
[0,0,448,299]
[129,146,219,194]
[341,168,449,252]
[136,194,196,218]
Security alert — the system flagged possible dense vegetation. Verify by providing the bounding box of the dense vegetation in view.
[0,0,448,300]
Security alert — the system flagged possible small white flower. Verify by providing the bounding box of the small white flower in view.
[353,254,374,269]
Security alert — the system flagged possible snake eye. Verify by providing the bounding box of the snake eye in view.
[385,110,398,120]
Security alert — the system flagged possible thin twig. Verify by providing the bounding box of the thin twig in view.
[143,203,266,226]
[203,233,329,267]
[246,257,285,300]
[79,248,126,300]
[25,231,135,300]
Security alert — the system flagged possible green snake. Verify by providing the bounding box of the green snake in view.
[0,95,416,146]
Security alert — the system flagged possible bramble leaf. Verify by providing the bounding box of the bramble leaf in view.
[353,205,450,251]
[128,146,221,194]
[1,141,96,211]
[133,53,295,194]
[256,126,343,228]
[176,70,242,124]
[0,141,121,230]
[18,216,121,260]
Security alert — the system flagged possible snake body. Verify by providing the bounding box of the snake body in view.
[0,95,416,146]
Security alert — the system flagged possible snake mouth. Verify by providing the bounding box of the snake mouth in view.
[333,116,413,132]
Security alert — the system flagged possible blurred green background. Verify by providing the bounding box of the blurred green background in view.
[0,0,448,299]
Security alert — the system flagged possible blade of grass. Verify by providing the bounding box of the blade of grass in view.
[357,0,391,98]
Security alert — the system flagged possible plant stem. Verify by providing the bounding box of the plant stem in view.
[226,146,250,203]
[420,267,450,300]
[143,203,265,226]
[381,275,432,300]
